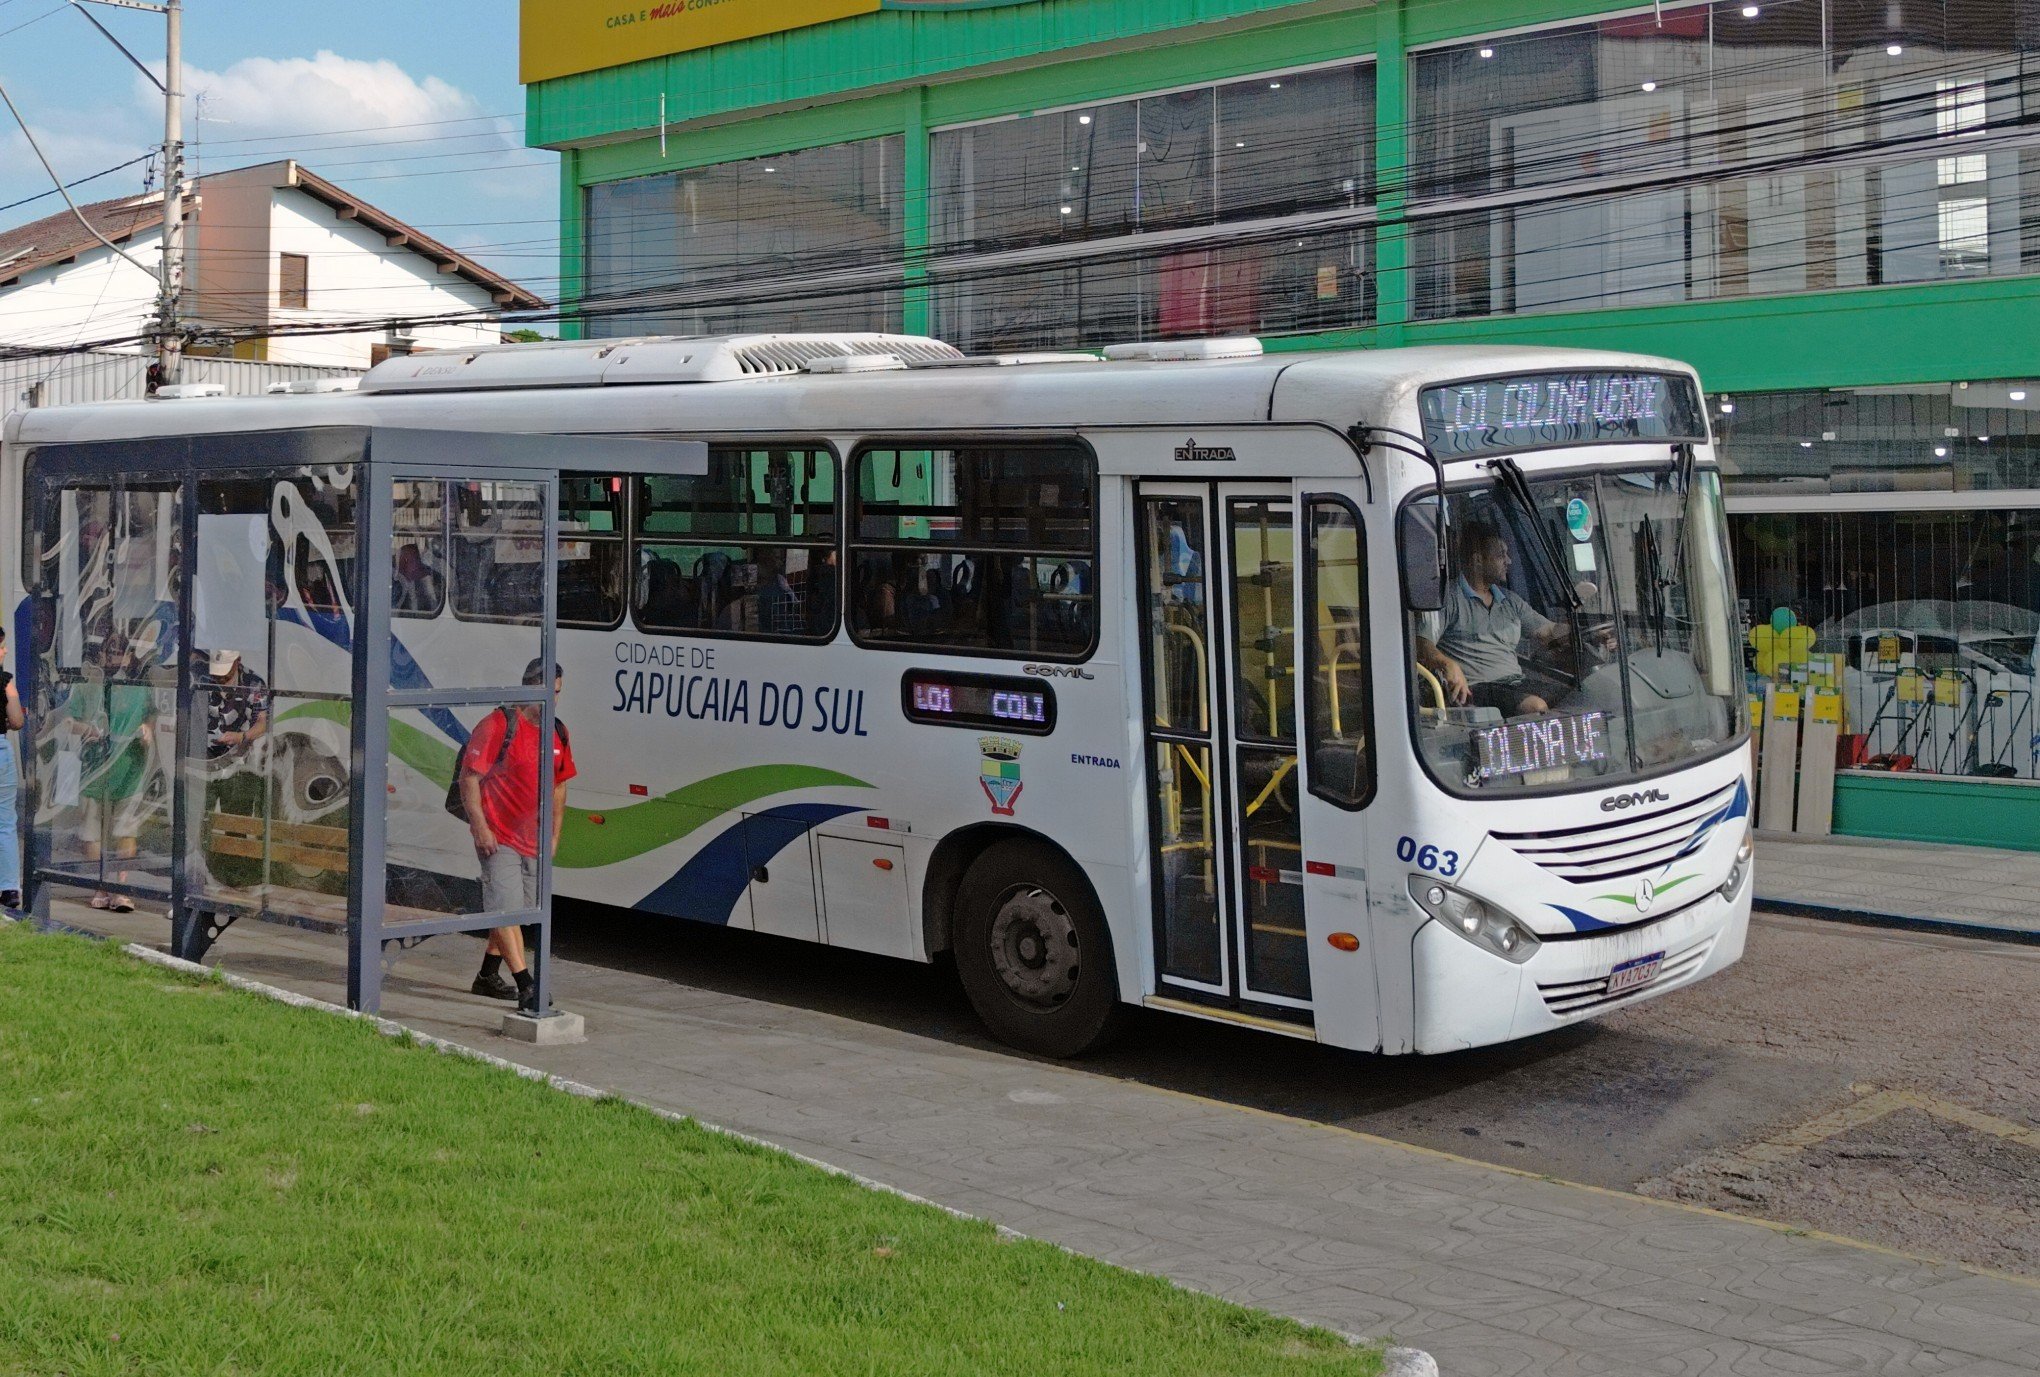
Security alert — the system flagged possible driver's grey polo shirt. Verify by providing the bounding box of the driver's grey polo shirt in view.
[1420,577,1554,684]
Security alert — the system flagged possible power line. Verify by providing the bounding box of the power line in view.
[0,151,152,216]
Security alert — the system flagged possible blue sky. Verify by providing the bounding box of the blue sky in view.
[0,0,558,299]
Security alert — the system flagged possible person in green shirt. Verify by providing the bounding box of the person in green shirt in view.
[66,635,154,912]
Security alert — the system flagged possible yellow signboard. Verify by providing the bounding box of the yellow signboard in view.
[522,0,881,83]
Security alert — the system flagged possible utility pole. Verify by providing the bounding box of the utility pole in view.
[71,0,184,384]
[159,0,184,386]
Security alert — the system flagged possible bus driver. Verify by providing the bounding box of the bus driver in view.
[1414,521,1570,717]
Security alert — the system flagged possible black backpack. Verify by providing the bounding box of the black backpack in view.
[444,708,571,821]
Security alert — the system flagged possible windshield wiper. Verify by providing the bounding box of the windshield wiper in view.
[1640,513,1670,654]
[1668,441,1696,587]
[1488,458,1582,614]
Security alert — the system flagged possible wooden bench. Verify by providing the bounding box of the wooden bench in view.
[203,812,349,874]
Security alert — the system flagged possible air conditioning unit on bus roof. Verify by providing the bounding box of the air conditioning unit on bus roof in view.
[358,333,964,392]
[1103,337,1264,362]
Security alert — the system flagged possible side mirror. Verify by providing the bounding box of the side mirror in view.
[1399,500,1445,611]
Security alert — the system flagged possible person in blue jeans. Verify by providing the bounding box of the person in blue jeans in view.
[0,625,25,910]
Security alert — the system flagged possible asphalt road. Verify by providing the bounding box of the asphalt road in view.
[553,904,2040,1277]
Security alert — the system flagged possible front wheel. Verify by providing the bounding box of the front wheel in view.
[954,839,1124,1058]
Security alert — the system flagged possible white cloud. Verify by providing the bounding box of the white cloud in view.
[167,51,485,144]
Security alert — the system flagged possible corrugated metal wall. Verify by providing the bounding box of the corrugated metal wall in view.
[1,350,360,413]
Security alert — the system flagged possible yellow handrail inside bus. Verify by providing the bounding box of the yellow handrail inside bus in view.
[1414,661,1448,720]
[1161,619,1210,733]
[1243,755,1296,817]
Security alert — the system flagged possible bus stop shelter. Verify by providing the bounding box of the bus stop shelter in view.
[18,423,704,1016]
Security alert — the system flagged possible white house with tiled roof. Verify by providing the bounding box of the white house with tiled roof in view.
[0,160,543,369]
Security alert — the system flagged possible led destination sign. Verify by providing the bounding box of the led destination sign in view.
[1420,372,1706,457]
[901,669,1056,735]
[1471,709,1610,782]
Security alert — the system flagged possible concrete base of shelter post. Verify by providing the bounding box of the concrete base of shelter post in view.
[502,1008,586,1045]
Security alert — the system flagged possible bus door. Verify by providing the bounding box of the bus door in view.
[1136,483,1313,1020]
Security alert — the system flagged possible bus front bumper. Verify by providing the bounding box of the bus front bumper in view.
[1409,886,1751,1053]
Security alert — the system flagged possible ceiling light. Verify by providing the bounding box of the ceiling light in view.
[1235,140,1246,148]
[1719,398,1735,413]
[1059,205,1073,215]
[762,165,775,172]
[1070,164,1080,171]
[1741,3,1760,14]
[1934,446,1948,457]
[1478,46,1495,58]
[1886,42,1904,55]
[1800,441,1814,448]
[1641,81,1658,92]
[1978,435,1991,442]
[1078,114,1092,125]
[1269,81,1282,89]
[2011,389,2029,401]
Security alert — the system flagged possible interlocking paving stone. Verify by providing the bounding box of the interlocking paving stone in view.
[41,901,2040,1376]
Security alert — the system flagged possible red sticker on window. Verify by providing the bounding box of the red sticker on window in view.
[1305,860,1336,876]
[629,784,649,797]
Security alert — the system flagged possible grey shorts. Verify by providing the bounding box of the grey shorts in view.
[478,846,538,916]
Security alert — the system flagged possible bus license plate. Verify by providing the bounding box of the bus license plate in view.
[1607,951,1665,995]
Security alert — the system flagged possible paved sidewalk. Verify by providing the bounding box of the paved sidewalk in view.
[1756,835,2040,942]
[45,902,2040,1377]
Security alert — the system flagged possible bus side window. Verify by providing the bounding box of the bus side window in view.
[1304,495,1373,809]
[391,478,446,619]
[557,472,627,630]
[849,443,1095,660]
[631,448,837,642]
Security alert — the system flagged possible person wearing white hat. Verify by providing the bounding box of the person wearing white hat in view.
[203,649,269,761]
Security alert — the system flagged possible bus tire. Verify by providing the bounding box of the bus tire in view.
[954,838,1124,1058]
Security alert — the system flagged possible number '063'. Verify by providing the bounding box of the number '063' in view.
[1395,835,1460,877]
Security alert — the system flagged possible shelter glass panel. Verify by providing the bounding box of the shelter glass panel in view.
[390,693,564,927]
[400,479,544,687]
[29,483,182,901]
[184,465,358,917]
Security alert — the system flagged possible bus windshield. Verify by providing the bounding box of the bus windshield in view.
[1404,464,1745,795]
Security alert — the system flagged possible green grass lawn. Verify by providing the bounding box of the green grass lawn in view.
[0,924,1381,1377]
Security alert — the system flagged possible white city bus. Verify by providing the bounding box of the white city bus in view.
[2,335,1753,1056]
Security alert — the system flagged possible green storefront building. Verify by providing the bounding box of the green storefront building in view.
[522,0,2040,851]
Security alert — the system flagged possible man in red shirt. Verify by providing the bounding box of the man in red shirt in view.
[461,659,575,1013]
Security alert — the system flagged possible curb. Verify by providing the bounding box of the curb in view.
[11,918,1435,1372]
[1755,896,2040,947]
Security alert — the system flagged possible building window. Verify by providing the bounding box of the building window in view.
[632,448,837,642]
[583,138,903,339]
[278,252,308,310]
[1410,0,2040,319]
[1719,380,2040,782]
[850,443,1097,659]
[930,61,1377,352]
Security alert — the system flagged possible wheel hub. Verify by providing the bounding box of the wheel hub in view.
[988,885,1079,1008]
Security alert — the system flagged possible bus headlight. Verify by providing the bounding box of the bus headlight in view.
[1408,876,1541,964]
[1719,824,1754,900]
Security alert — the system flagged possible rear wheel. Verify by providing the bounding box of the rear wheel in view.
[954,839,1124,1058]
